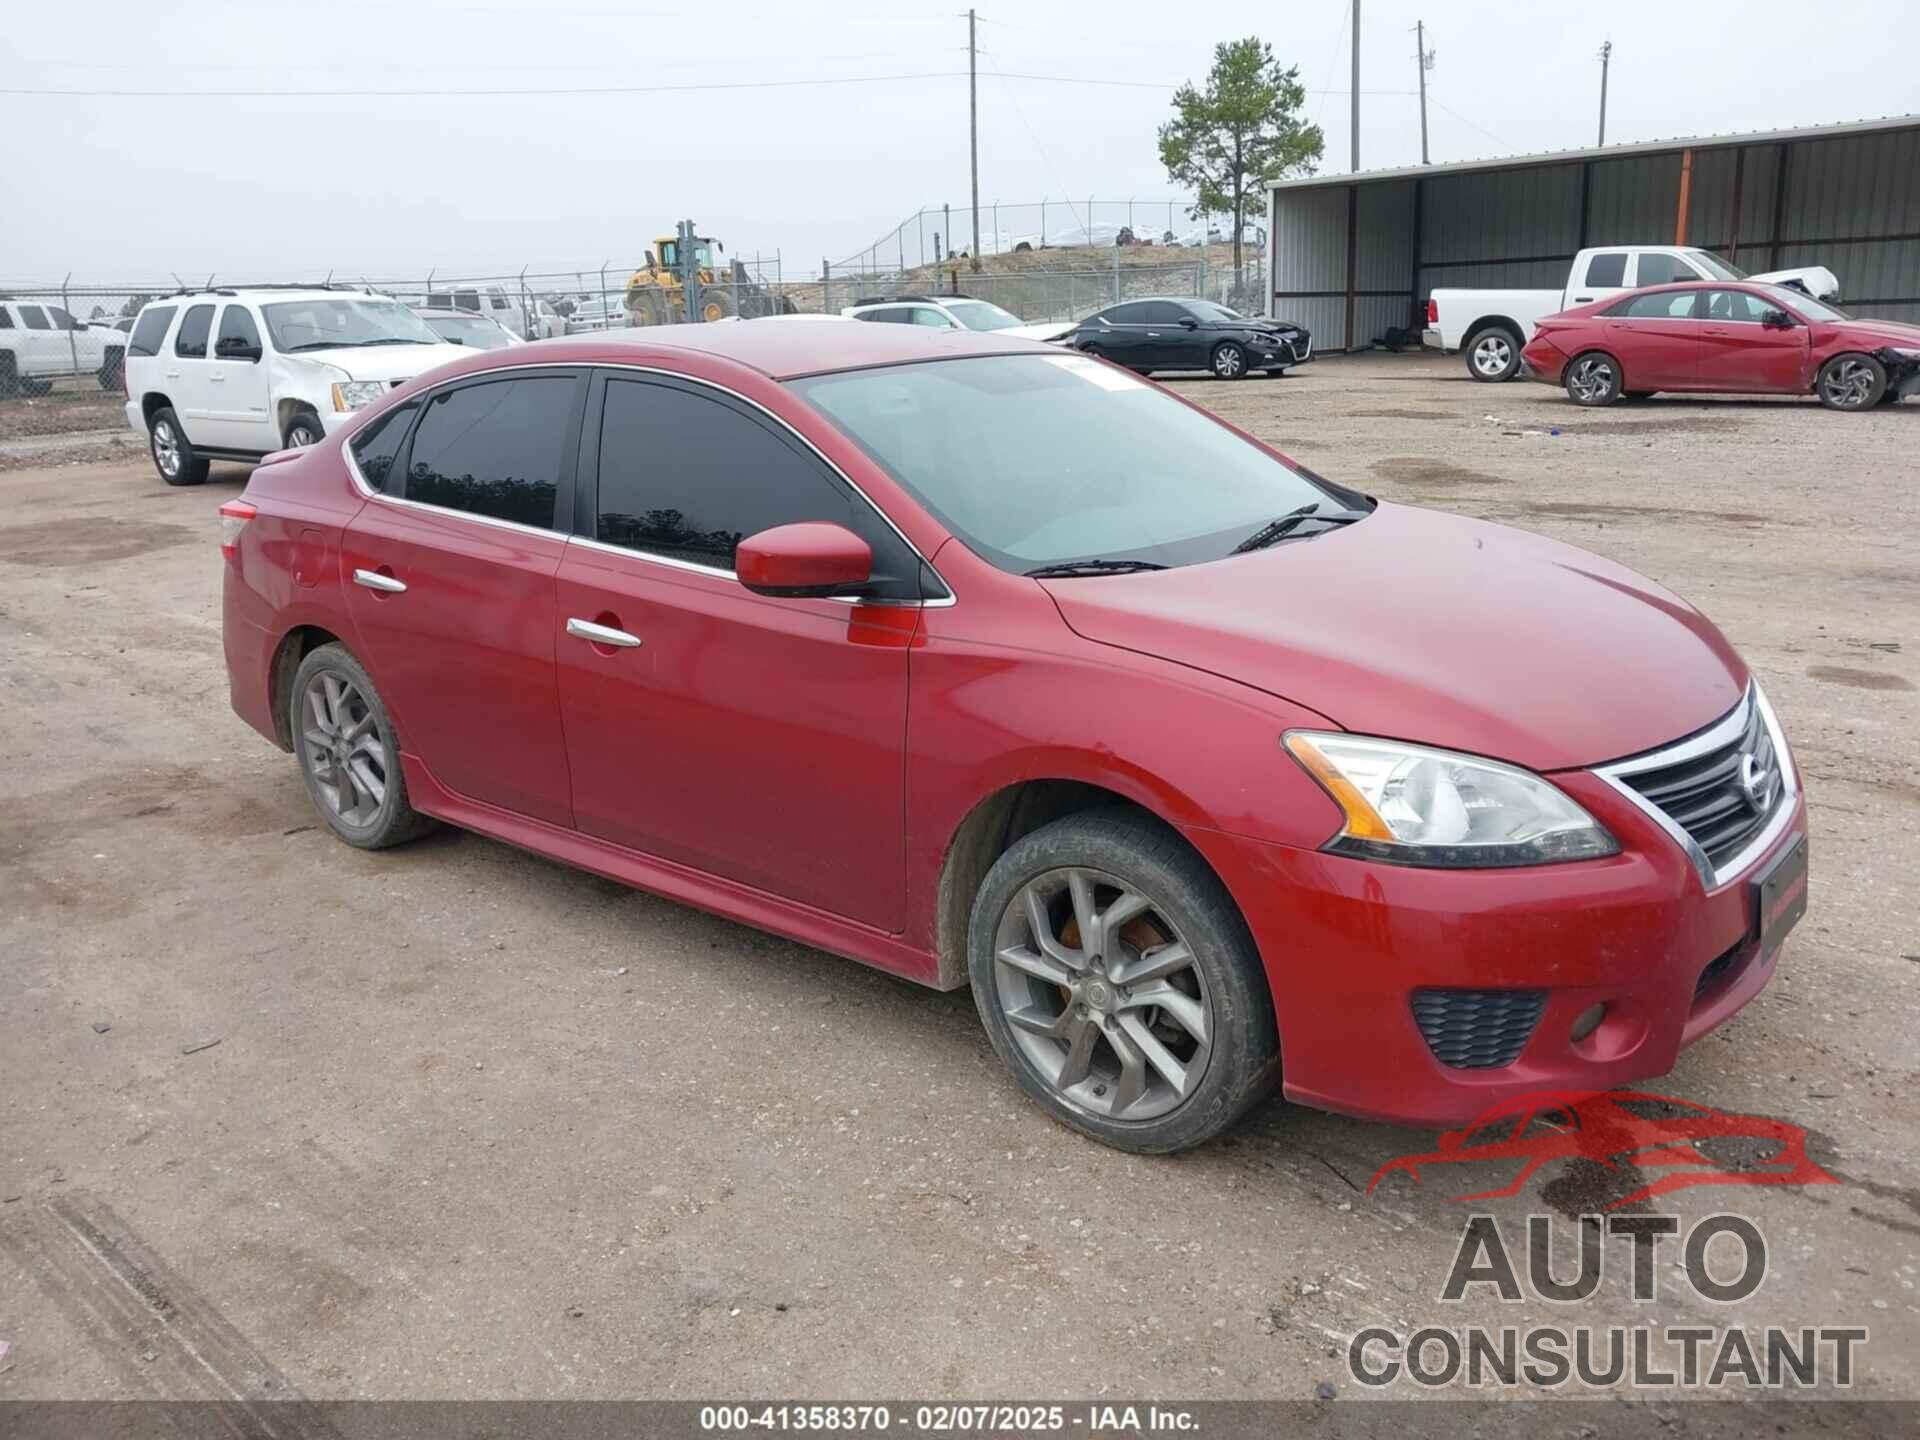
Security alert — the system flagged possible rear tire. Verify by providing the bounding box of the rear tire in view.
[1817,353,1887,411]
[291,644,437,851]
[148,406,209,486]
[967,809,1279,1154]
[1464,325,1522,382]
[1565,350,1623,406]
[0,353,17,399]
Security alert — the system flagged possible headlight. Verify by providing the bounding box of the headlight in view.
[1284,731,1618,868]
[1892,347,1920,360]
[331,381,387,412]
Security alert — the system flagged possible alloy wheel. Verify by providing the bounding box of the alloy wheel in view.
[1821,359,1876,409]
[288,422,321,447]
[1472,334,1513,377]
[1569,355,1616,403]
[152,420,181,478]
[1214,345,1244,378]
[991,867,1213,1122]
[300,670,390,826]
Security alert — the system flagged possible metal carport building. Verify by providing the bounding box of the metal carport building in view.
[1264,114,1920,351]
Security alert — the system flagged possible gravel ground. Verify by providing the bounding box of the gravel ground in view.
[1,353,1915,1415]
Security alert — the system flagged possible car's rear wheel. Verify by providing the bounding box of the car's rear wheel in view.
[291,644,436,851]
[148,406,209,485]
[1565,351,1623,406]
[1465,326,1522,381]
[968,809,1278,1154]
[1817,353,1887,411]
[1210,341,1249,380]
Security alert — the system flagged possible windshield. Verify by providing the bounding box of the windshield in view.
[945,300,1025,332]
[1759,284,1850,322]
[425,314,512,349]
[793,354,1360,573]
[1685,249,1747,281]
[262,298,440,352]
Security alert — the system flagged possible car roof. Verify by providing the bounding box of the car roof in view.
[510,322,1054,379]
[145,288,390,307]
[415,307,497,319]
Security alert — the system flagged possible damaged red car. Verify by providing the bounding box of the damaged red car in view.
[220,323,1808,1153]
[1522,280,1920,409]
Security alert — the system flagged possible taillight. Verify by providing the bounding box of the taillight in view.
[1427,298,1439,324]
[218,500,256,561]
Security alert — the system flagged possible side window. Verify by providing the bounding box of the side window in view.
[19,306,51,331]
[1634,253,1690,287]
[908,307,952,328]
[403,376,575,528]
[1103,302,1152,324]
[1702,290,1770,323]
[1142,301,1188,324]
[349,400,419,494]
[489,295,510,310]
[215,305,263,358]
[593,378,918,598]
[0,309,13,331]
[1615,291,1699,319]
[427,291,452,308]
[47,306,80,330]
[454,291,480,313]
[128,305,176,356]
[855,307,911,324]
[1583,252,1628,288]
[174,304,214,358]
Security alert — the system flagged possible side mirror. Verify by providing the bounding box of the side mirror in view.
[217,339,262,362]
[736,522,872,599]
[1179,316,1199,329]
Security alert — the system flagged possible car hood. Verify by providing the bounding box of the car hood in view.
[1748,263,1840,300]
[1000,321,1073,342]
[1040,503,1747,772]
[1833,319,1920,348]
[288,342,471,381]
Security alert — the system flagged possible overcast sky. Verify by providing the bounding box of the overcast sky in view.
[4,0,1917,286]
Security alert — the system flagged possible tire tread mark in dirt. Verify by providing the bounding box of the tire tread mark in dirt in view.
[0,1192,345,1438]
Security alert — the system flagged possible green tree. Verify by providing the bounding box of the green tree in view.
[1158,37,1324,283]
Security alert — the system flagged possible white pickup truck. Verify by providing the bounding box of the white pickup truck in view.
[0,299,129,397]
[1424,245,1841,381]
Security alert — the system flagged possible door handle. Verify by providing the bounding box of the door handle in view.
[209,373,227,383]
[1703,327,1729,336]
[352,568,407,594]
[1574,296,1593,303]
[566,617,642,648]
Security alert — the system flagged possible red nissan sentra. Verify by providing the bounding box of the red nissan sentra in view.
[218,323,1807,1152]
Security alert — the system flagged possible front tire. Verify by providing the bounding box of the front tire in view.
[967,809,1278,1154]
[148,406,209,485]
[1210,341,1249,380]
[1817,353,1887,411]
[1565,350,1623,406]
[284,412,324,449]
[1464,325,1522,382]
[291,644,436,851]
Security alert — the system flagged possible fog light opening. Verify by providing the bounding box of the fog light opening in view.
[1569,1003,1607,1043]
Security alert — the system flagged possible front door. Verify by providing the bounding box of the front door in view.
[204,303,275,450]
[554,370,923,931]
[341,369,588,828]
[1693,289,1810,393]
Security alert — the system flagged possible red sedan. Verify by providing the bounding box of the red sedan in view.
[1521,280,1920,410]
[219,323,1807,1151]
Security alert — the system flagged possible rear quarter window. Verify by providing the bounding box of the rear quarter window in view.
[128,306,177,357]
[348,400,420,493]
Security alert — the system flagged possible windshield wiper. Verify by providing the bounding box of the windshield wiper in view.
[1231,503,1370,554]
[284,337,425,351]
[1024,558,1169,579]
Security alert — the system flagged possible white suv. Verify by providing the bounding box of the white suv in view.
[840,294,1070,341]
[123,288,468,485]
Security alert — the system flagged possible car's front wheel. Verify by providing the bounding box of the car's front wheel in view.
[1565,351,1623,406]
[291,643,437,850]
[1210,341,1249,380]
[1817,353,1887,411]
[284,412,324,449]
[967,809,1278,1154]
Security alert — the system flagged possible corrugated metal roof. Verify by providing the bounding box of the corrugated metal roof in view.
[1269,113,1920,192]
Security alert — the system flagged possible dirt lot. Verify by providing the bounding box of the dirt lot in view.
[1,354,1915,1417]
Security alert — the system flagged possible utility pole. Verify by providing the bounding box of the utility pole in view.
[1350,0,1361,172]
[968,9,981,271]
[1414,21,1435,165]
[1597,40,1612,146]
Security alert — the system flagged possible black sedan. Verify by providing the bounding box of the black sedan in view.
[1059,298,1311,379]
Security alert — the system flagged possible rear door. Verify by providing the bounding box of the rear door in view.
[166,303,218,443]
[1604,289,1704,390]
[553,369,922,930]
[1567,250,1631,308]
[341,369,588,827]
[204,304,275,450]
[1089,302,1155,365]
[1694,289,1809,393]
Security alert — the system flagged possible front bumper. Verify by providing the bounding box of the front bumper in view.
[1183,778,1807,1128]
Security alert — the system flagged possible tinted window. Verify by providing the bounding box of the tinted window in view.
[174,304,214,358]
[19,306,50,331]
[0,310,12,330]
[489,295,510,310]
[1701,289,1777,323]
[855,307,912,324]
[594,377,916,597]
[128,306,175,356]
[349,400,419,494]
[908,307,951,328]
[1101,302,1153,324]
[1635,253,1691,286]
[1583,252,1628,288]
[455,292,480,312]
[1142,301,1188,324]
[404,377,574,528]
[1614,291,1699,319]
[215,305,262,357]
[48,306,79,330]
